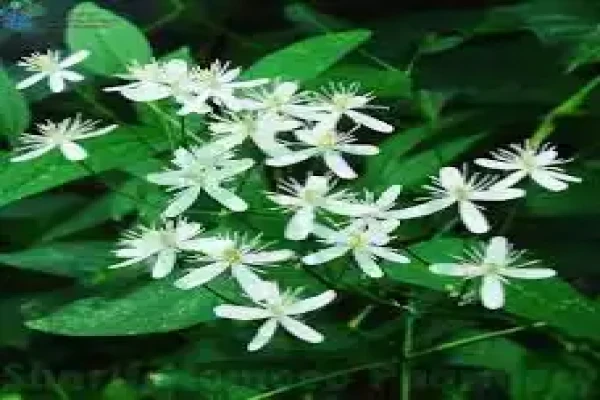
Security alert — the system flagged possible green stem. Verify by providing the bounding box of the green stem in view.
[400,306,415,400]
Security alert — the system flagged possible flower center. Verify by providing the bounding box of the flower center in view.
[317,131,337,148]
[302,189,322,204]
[348,232,368,249]
[451,186,471,201]
[30,55,60,73]
[159,231,178,248]
[518,151,538,173]
[332,94,351,112]
[223,248,243,265]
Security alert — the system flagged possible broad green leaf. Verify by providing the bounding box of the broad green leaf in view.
[0,67,30,142]
[419,33,465,54]
[243,29,372,81]
[0,242,115,278]
[66,2,152,75]
[102,379,139,400]
[26,277,235,336]
[0,126,169,208]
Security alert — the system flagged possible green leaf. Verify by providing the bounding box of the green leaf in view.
[102,379,139,400]
[0,67,30,142]
[419,33,465,54]
[66,2,152,75]
[0,126,169,208]
[243,29,372,81]
[26,277,235,336]
[0,242,115,278]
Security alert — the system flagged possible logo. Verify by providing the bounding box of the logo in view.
[0,0,45,32]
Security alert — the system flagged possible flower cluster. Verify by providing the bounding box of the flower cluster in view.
[11,47,581,351]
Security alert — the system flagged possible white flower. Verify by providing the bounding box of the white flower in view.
[181,60,269,112]
[267,175,373,241]
[302,220,410,278]
[265,120,379,179]
[310,83,394,133]
[16,49,90,93]
[356,185,404,230]
[430,236,556,310]
[10,115,117,162]
[241,81,322,120]
[147,146,254,216]
[174,233,294,291]
[214,279,336,351]
[475,142,582,192]
[208,111,301,156]
[110,218,207,279]
[391,167,525,234]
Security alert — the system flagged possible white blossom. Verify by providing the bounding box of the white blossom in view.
[302,220,410,278]
[267,175,373,240]
[110,218,207,279]
[309,83,394,133]
[265,120,379,179]
[391,167,525,234]
[214,279,335,351]
[147,146,254,217]
[174,233,294,291]
[208,111,301,156]
[240,81,322,120]
[430,236,556,309]
[16,49,89,93]
[475,142,582,192]
[356,185,404,230]
[11,115,117,162]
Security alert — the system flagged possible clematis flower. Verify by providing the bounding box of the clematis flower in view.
[110,218,206,279]
[430,236,556,309]
[302,220,410,278]
[241,81,322,120]
[214,279,336,351]
[11,115,117,162]
[16,49,90,93]
[208,111,301,156]
[391,167,525,234]
[267,175,373,240]
[147,146,254,216]
[475,142,582,192]
[310,83,394,133]
[174,233,294,290]
[356,185,404,230]
[265,120,379,179]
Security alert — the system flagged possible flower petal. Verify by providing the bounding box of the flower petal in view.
[345,110,394,133]
[285,207,315,241]
[376,185,402,208]
[174,262,229,289]
[163,186,202,218]
[203,184,248,212]
[499,267,556,280]
[214,305,272,321]
[353,250,384,278]
[16,72,48,90]
[484,236,509,265]
[336,144,380,156]
[439,167,465,189]
[49,74,66,93]
[60,71,85,82]
[459,201,489,234]
[60,141,88,161]
[531,170,569,191]
[76,124,119,140]
[266,148,320,167]
[302,246,349,265]
[489,170,528,189]
[280,316,324,343]
[470,188,525,201]
[247,319,278,351]
[324,151,357,179]
[389,198,455,220]
[429,263,479,277]
[11,145,55,162]
[480,275,505,310]
[152,249,176,279]
[369,246,410,264]
[59,50,90,68]
[243,250,295,265]
[286,290,336,315]
[474,158,517,171]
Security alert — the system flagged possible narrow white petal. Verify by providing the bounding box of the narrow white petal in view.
[474,158,517,171]
[60,141,88,161]
[439,167,465,189]
[215,305,272,321]
[285,207,315,241]
[322,200,373,216]
[59,50,90,68]
[470,188,525,201]
[499,267,556,280]
[203,184,248,212]
[49,74,66,93]
[480,275,505,310]
[152,249,176,279]
[163,186,202,218]
[119,82,172,102]
[376,185,402,208]
[174,262,229,289]
[369,246,410,264]
[484,236,508,265]
[546,170,581,183]
[336,144,380,156]
[286,290,336,315]
[252,133,290,157]
[302,246,348,265]
[531,170,569,191]
[353,250,384,278]
[491,170,528,189]
[345,110,394,133]
[324,151,357,179]
[459,201,489,234]
[389,198,455,220]
[179,237,229,253]
[60,71,85,82]
[243,250,295,265]
[16,72,47,90]
[247,319,278,351]
[11,145,55,162]
[231,265,267,297]
[279,316,324,343]
[429,263,480,277]
[274,81,298,98]
[266,148,320,167]
[75,124,118,140]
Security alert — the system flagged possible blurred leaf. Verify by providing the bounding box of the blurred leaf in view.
[243,29,372,81]
[0,126,169,208]
[25,278,235,336]
[0,67,29,142]
[419,33,465,54]
[149,371,261,399]
[102,378,139,400]
[0,242,115,278]
[66,2,152,75]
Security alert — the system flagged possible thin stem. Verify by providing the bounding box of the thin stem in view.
[400,302,415,400]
